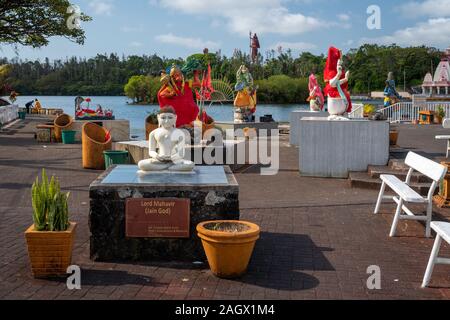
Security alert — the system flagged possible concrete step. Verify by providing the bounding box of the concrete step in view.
[367,165,431,183]
[388,159,410,171]
[348,171,433,196]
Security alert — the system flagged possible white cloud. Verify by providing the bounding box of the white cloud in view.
[130,41,143,47]
[360,18,450,47]
[338,13,350,21]
[89,0,114,16]
[270,41,317,52]
[398,0,450,18]
[156,0,327,36]
[155,33,220,50]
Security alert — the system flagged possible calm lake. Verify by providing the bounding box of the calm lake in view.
[15,96,381,139]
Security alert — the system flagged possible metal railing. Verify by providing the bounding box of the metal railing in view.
[348,103,364,119]
[378,102,450,123]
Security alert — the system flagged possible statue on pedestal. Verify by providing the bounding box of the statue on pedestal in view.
[138,106,195,173]
[234,65,257,123]
[323,47,352,120]
[384,72,401,107]
[307,74,324,111]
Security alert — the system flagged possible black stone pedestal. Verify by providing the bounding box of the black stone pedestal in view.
[89,165,239,261]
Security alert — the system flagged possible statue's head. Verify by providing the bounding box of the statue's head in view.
[388,72,394,80]
[324,46,344,81]
[170,65,184,82]
[160,73,171,85]
[158,106,177,129]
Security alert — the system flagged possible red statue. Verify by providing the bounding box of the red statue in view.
[157,65,200,128]
[323,46,352,114]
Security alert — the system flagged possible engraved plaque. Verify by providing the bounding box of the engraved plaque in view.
[126,198,190,238]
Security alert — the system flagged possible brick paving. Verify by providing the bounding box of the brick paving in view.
[0,116,449,300]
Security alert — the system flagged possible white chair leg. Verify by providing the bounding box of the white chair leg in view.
[425,203,433,238]
[421,235,442,288]
[390,198,403,237]
[447,140,450,158]
[374,182,386,214]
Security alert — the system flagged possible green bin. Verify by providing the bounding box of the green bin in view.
[104,150,129,169]
[61,130,76,144]
[18,111,26,120]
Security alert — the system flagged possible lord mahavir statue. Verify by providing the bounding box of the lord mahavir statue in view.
[138,106,195,173]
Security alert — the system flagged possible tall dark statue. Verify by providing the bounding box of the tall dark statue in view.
[250,33,260,64]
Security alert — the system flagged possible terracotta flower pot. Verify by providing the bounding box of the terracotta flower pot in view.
[54,114,74,142]
[389,130,399,146]
[197,220,260,278]
[25,222,77,278]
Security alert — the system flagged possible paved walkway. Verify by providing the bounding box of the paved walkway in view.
[0,117,449,300]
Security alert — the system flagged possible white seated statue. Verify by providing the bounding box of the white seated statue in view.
[138,106,194,173]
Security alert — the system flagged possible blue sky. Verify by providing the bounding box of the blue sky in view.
[2,0,450,61]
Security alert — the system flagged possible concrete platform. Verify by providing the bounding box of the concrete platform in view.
[114,139,248,171]
[215,121,279,137]
[89,165,239,261]
[290,110,329,146]
[299,118,389,178]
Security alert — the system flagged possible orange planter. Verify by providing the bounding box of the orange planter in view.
[25,222,77,278]
[197,220,260,278]
[54,114,74,142]
[82,122,112,169]
[389,130,399,146]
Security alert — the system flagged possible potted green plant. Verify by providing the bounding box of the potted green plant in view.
[435,105,445,124]
[145,110,159,140]
[197,220,260,279]
[25,169,76,278]
[363,104,376,117]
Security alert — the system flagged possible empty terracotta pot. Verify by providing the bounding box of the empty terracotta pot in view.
[82,122,112,169]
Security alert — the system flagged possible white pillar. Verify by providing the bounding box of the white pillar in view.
[446,86,449,95]
[422,86,425,94]
[438,87,441,95]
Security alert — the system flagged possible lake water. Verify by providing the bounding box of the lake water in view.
[15,96,381,139]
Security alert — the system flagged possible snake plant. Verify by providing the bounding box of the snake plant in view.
[31,169,70,231]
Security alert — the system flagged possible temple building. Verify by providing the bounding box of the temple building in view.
[422,46,450,96]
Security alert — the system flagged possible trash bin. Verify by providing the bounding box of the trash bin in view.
[61,130,77,144]
[103,150,129,169]
[82,122,112,170]
[18,111,26,120]
[54,114,74,142]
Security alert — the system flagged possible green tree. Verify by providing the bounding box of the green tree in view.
[124,75,159,103]
[0,0,91,47]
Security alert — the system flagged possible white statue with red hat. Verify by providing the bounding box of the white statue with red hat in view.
[323,46,352,120]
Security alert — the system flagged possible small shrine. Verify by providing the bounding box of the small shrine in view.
[421,46,450,96]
